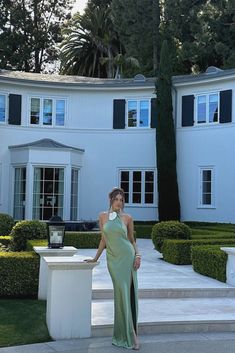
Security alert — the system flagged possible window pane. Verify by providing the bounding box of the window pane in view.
[128,101,137,127]
[203,181,211,193]
[197,95,206,123]
[43,99,53,125]
[56,100,65,126]
[139,100,149,127]
[120,171,129,203]
[133,182,141,192]
[45,168,54,180]
[13,167,26,220]
[203,170,211,182]
[209,94,218,123]
[31,98,40,124]
[145,183,153,192]
[71,169,78,221]
[133,171,141,181]
[121,171,129,181]
[145,194,153,203]
[203,193,211,205]
[0,95,6,122]
[133,193,141,203]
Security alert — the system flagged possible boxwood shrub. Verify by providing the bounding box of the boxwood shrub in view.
[192,245,227,282]
[27,231,102,250]
[162,238,235,265]
[10,220,47,251]
[0,236,11,247]
[151,221,191,253]
[0,252,39,297]
[0,213,15,236]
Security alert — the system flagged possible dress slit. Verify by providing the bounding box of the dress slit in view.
[130,272,137,335]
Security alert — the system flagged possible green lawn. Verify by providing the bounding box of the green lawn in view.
[0,299,51,347]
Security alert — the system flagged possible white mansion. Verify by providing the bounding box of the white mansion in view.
[0,66,234,223]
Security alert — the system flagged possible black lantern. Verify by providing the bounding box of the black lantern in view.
[47,215,65,249]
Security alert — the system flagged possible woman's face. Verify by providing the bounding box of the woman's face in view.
[111,193,124,211]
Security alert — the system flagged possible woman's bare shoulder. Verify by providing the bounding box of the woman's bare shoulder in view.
[123,213,133,222]
[99,211,108,220]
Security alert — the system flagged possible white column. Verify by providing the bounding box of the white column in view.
[44,257,99,339]
[33,246,78,300]
[221,247,235,286]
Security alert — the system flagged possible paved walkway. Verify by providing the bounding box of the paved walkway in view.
[1,239,235,353]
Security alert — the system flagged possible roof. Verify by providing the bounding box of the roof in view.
[8,138,85,152]
[0,69,156,88]
[172,67,235,85]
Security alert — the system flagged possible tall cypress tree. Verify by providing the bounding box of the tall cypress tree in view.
[156,40,181,221]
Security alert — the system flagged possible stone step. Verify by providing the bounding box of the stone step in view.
[92,287,235,299]
[91,297,235,336]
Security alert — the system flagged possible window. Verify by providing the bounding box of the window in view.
[120,170,155,205]
[33,167,64,220]
[30,97,66,126]
[199,167,214,207]
[13,167,26,220]
[70,169,78,221]
[196,93,219,124]
[127,99,150,128]
[0,94,6,123]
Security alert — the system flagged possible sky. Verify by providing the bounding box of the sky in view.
[72,0,88,14]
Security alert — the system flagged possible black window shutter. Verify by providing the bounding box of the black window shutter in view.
[8,94,22,125]
[150,98,157,128]
[220,89,232,123]
[113,99,125,129]
[182,95,194,127]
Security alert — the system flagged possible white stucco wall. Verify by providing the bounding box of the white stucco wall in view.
[0,79,157,221]
[175,76,235,223]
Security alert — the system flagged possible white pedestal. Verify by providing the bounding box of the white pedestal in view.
[33,246,78,300]
[221,247,235,285]
[44,257,99,339]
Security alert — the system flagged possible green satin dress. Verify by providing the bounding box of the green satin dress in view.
[103,212,138,349]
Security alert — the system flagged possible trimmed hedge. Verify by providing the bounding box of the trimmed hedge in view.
[162,238,235,265]
[192,245,227,282]
[0,214,15,235]
[152,221,191,252]
[134,225,152,239]
[10,220,47,251]
[0,252,39,297]
[27,231,102,250]
[0,236,11,247]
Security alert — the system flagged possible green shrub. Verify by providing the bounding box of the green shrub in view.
[151,221,191,252]
[0,214,15,236]
[134,225,152,239]
[64,231,101,248]
[27,231,102,250]
[192,245,227,282]
[10,220,47,251]
[162,238,235,265]
[0,236,11,247]
[0,252,39,297]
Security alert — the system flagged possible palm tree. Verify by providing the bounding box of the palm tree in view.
[60,6,121,78]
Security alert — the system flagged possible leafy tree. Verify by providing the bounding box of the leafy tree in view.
[111,0,160,76]
[0,0,73,72]
[155,40,181,221]
[60,3,139,78]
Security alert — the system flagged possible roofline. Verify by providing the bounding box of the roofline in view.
[172,68,235,86]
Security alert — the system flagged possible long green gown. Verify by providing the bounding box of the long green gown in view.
[103,212,138,349]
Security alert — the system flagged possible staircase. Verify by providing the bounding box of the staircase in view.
[78,239,235,337]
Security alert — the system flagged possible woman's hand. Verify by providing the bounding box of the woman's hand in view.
[133,255,141,271]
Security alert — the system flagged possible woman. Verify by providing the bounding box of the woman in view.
[86,187,141,350]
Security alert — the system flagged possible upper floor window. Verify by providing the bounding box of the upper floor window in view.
[30,97,66,126]
[127,99,150,128]
[119,169,155,205]
[0,94,6,123]
[196,93,219,124]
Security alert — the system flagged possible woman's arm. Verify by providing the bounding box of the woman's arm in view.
[85,213,106,262]
[127,215,141,270]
